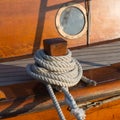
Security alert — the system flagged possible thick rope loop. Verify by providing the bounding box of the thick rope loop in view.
[27,49,83,87]
[37,49,72,62]
[26,49,85,120]
[34,50,76,73]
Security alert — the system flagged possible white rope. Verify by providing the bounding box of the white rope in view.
[26,49,86,120]
[62,87,86,120]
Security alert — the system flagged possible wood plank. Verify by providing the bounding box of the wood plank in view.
[0,41,120,86]
[43,38,67,56]
[72,41,120,52]
[73,48,120,56]
[1,80,120,119]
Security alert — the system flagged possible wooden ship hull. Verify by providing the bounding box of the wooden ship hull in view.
[1,0,120,120]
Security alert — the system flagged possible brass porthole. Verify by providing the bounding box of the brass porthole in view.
[56,3,87,39]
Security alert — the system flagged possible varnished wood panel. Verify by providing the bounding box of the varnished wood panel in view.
[1,80,120,119]
[86,99,120,120]
[0,0,120,58]
[0,0,86,59]
[4,99,120,120]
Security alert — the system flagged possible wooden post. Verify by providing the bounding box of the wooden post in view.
[43,38,67,56]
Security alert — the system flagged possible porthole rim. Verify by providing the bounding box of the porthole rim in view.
[56,3,87,39]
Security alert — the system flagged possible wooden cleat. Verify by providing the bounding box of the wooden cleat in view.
[43,38,67,56]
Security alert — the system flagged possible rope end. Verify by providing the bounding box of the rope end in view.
[71,108,86,120]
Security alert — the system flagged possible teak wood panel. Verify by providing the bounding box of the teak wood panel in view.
[0,0,120,58]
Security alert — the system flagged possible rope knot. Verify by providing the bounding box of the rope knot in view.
[71,108,86,120]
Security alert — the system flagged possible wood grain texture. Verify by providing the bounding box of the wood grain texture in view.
[43,38,67,56]
[0,0,120,58]
[4,99,120,120]
[1,80,120,120]
[0,40,120,86]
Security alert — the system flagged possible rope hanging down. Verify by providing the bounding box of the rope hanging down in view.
[26,49,87,120]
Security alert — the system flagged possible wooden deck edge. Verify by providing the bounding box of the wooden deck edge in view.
[70,38,120,50]
[0,80,120,119]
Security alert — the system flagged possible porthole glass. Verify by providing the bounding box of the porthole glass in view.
[60,7,85,35]
[56,4,87,39]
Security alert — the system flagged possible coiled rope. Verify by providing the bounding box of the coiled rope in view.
[26,49,86,120]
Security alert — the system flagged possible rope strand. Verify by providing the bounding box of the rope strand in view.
[26,49,86,120]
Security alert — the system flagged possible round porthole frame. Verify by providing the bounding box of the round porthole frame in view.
[56,3,87,39]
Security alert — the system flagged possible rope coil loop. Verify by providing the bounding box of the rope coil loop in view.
[26,49,86,120]
[27,49,83,87]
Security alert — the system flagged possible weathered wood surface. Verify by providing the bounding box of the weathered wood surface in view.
[73,40,120,70]
[0,0,120,58]
[0,41,120,86]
